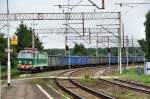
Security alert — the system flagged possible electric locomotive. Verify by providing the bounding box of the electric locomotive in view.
[17,48,48,72]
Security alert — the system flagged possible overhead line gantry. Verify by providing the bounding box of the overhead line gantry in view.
[0,12,119,21]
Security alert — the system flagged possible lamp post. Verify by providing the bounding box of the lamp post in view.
[7,0,11,86]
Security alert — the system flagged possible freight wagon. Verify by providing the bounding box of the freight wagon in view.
[48,56,144,69]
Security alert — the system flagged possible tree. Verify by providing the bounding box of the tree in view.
[0,35,7,65]
[0,34,18,68]
[72,43,87,56]
[15,22,43,52]
[44,48,65,55]
[138,39,146,52]
[144,11,150,60]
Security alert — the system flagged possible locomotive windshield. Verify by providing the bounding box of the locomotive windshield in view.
[18,52,33,59]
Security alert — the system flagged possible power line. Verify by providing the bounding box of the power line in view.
[0,25,6,30]
[116,3,150,5]
[54,4,95,7]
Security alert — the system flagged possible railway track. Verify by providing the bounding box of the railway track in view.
[113,78,150,94]
[55,68,115,99]
[99,78,150,95]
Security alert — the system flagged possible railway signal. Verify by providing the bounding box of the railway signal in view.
[66,45,69,51]
[10,35,18,45]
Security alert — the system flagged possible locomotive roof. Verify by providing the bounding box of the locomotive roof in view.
[19,50,47,55]
[20,50,39,53]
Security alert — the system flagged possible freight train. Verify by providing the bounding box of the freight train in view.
[17,49,145,72]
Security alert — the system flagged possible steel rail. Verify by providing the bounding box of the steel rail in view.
[55,70,84,99]
[55,68,115,99]
[69,70,115,99]
[113,78,150,91]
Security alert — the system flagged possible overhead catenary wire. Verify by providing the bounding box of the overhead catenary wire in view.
[0,25,7,30]
[118,0,150,16]
[102,0,149,50]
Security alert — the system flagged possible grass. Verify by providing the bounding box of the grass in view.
[77,74,150,99]
[114,67,150,86]
[0,80,6,85]
[0,67,20,79]
[77,74,97,86]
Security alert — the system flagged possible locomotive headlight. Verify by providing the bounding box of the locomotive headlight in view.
[19,61,21,64]
[29,61,32,64]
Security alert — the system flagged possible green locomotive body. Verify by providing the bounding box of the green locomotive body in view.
[17,49,48,72]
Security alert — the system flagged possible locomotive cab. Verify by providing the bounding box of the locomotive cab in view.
[17,50,34,71]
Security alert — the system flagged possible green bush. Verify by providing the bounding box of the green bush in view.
[84,74,90,81]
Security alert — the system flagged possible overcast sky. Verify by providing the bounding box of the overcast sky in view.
[0,0,150,48]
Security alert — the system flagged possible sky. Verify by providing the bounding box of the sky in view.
[0,0,150,48]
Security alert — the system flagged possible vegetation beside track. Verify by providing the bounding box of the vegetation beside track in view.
[0,67,20,78]
[76,77,150,99]
[113,67,150,86]
[0,67,67,79]
[0,68,20,85]
[75,68,150,99]
[77,74,97,86]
